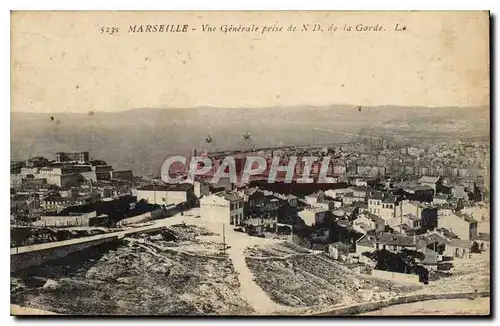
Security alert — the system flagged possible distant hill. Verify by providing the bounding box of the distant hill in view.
[11,105,490,176]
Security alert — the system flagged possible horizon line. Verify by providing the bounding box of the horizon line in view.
[11,103,490,115]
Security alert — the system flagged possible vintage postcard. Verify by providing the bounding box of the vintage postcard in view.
[10,11,490,316]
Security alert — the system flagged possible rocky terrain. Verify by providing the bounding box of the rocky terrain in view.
[11,225,253,315]
[245,244,421,310]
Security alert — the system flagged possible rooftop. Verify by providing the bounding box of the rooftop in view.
[136,183,193,192]
[215,191,243,202]
[450,238,472,248]
[426,233,450,245]
[368,191,384,200]
[477,232,490,242]
[419,176,440,184]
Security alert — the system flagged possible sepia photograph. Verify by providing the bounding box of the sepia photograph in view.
[9,10,491,316]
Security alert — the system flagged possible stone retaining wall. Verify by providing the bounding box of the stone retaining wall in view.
[309,291,490,316]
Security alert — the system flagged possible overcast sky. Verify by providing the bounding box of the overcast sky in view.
[11,11,489,113]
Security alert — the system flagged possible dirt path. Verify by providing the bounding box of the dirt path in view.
[193,219,296,314]
[11,304,58,315]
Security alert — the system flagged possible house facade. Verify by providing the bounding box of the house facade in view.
[200,191,245,225]
[438,213,478,241]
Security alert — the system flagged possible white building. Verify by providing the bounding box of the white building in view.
[438,213,478,241]
[134,183,194,206]
[19,166,81,188]
[298,207,329,226]
[200,191,245,225]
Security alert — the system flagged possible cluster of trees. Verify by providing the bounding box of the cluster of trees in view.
[363,248,430,284]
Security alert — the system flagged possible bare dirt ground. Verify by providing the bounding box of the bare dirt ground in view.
[245,243,422,312]
[10,304,59,315]
[415,250,490,295]
[360,297,490,316]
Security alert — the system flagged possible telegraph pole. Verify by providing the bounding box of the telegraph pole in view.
[222,223,226,255]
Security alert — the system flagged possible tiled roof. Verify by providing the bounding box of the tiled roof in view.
[357,235,375,247]
[375,232,417,247]
[427,233,451,245]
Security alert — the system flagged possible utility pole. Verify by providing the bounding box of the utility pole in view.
[222,223,226,255]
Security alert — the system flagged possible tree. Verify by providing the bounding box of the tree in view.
[471,241,481,253]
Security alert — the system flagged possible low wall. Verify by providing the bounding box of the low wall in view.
[11,236,117,273]
[117,209,167,226]
[117,212,152,226]
[309,291,490,316]
[371,269,420,285]
[11,223,170,273]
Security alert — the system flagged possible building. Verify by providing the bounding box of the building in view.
[356,232,427,255]
[298,207,329,226]
[451,185,468,200]
[110,170,134,181]
[433,194,450,205]
[387,213,422,234]
[312,199,334,211]
[41,195,93,213]
[55,151,90,163]
[134,183,195,206]
[200,191,245,225]
[418,176,443,193]
[351,214,380,234]
[368,192,403,220]
[351,186,369,198]
[247,190,282,214]
[356,234,376,254]
[446,239,472,258]
[401,201,438,230]
[283,194,298,207]
[304,192,322,205]
[404,185,435,200]
[193,180,210,198]
[19,166,82,188]
[437,212,478,240]
[325,188,354,200]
